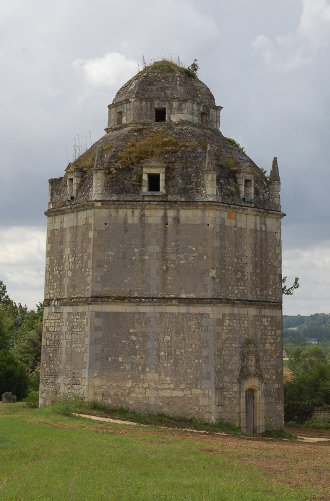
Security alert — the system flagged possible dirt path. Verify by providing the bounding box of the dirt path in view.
[76,413,330,442]
[285,424,330,439]
[75,413,141,426]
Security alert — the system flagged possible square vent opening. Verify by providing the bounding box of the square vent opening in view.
[148,173,160,192]
[155,108,166,122]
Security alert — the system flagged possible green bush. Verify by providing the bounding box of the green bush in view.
[24,390,39,408]
[284,381,314,422]
[304,419,330,430]
[0,350,29,400]
[261,429,296,439]
[27,367,40,391]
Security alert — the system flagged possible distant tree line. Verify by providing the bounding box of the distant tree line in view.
[283,314,330,355]
[0,280,42,401]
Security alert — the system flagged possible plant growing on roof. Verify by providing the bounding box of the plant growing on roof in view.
[227,137,245,152]
[185,59,199,77]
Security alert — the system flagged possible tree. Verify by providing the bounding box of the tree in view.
[288,345,327,376]
[0,350,29,400]
[12,303,43,371]
[0,280,43,398]
[0,280,11,307]
[282,276,299,296]
[284,345,330,422]
[0,305,12,351]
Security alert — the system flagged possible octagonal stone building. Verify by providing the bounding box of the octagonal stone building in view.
[40,61,284,433]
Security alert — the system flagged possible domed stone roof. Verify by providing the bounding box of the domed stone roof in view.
[112,60,216,106]
[48,60,280,214]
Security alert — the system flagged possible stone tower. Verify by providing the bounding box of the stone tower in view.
[40,60,284,432]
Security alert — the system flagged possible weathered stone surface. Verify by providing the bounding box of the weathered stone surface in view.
[311,407,330,423]
[2,392,14,403]
[40,61,284,432]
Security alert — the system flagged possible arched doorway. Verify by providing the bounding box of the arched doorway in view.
[240,377,264,433]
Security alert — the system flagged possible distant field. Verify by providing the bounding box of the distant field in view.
[0,404,329,500]
[283,358,292,381]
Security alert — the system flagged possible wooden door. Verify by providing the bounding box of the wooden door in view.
[246,389,254,434]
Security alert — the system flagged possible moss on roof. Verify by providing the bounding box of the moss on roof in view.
[73,142,113,170]
[112,129,197,170]
[139,59,197,78]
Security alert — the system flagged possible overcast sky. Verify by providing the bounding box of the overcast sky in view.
[0,0,329,315]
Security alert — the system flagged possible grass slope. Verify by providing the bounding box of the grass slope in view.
[0,404,328,500]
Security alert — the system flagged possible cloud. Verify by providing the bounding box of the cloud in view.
[252,0,330,71]
[283,241,330,314]
[73,52,138,89]
[0,227,46,308]
[142,0,220,55]
[0,0,328,315]
[298,0,330,48]
[252,35,273,64]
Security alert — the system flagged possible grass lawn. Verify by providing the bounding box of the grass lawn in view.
[0,403,329,500]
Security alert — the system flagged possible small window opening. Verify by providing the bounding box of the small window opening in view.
[155,108,166,122]
[148,173,160,192]
[117,111,123,125]
[244,179,253,200]
[201,111,207,126]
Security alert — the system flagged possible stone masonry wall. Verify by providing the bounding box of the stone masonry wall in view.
[214,305,283,429]
[107,99,219,130]
[91,204,281,303]
[41,201,283,428]
[44,209,93,299]
[39,306,90,405]
[89,306,215,420]
[40,301,283,427]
